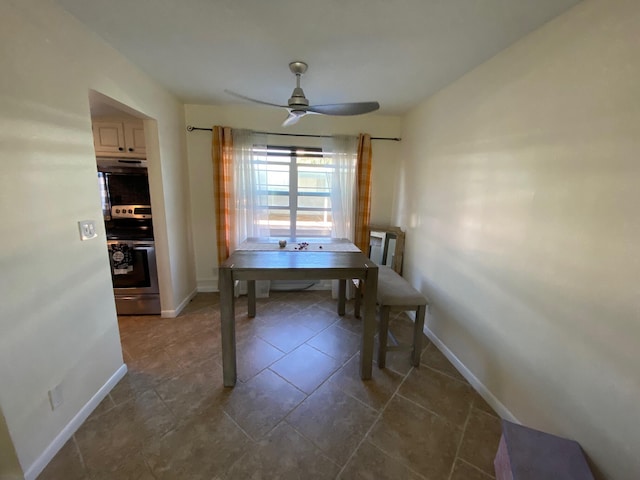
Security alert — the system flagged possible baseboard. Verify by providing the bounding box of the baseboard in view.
[161,287,198,318]
[23,364,128,480]
[422,323,518,423]
[197,277,218,292]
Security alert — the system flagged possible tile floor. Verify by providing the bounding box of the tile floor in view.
[39,290,502,480]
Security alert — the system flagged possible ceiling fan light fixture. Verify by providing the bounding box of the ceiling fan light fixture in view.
[225,60,380,126]
[288,87,309,108]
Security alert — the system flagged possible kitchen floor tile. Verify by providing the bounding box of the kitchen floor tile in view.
[270,344,342,394]
[222,369,306,439]
[368,395,462,479]
[338,440,425,480]
[398,365,475,428]
[306,323,361,363]
[224,423,340,479]
[37,292,503,480]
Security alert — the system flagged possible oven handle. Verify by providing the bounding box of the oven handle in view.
[107,241,154,248]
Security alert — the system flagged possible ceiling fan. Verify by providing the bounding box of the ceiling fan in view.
[225,61,380,126]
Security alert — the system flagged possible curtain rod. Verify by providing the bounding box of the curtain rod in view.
[186,125,401,142]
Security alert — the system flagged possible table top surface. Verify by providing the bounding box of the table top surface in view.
[221,249,376,270]
[237,237,360,252]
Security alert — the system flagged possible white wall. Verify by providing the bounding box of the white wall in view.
[397,0,639,478]
[184,104,402,291]
[0,0,194,477]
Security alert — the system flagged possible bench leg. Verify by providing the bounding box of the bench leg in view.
[338,279,346,316]
[247,280,256,318]
[412,305,426,367]
[354,282,361,318]
[378,305,391,368]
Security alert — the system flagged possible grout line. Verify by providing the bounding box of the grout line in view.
[335,363,414,478]
[71,434,87,472]
[455,457,496,479]
[283,420,343,470]
[221,409,258,444]
[447,397,474,480]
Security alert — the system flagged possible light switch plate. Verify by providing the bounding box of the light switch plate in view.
[48,384,63,410]
[78,220,97,240]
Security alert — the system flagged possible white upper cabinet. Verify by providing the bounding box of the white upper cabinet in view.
[93,120,146,158]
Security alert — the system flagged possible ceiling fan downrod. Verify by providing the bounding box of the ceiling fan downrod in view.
[288,61,309,110]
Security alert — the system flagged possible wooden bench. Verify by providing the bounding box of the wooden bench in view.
[354,266,429,368]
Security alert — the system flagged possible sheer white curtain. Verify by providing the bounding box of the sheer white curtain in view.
[232,129,269,244]
[232,129,271,296]
[323,135,358,239]
[322,135,358,298]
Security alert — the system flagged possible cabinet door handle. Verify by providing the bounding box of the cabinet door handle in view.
[128,148,134,152]
[118,147,124,151]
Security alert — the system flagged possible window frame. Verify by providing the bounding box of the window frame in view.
[254,145,333,238]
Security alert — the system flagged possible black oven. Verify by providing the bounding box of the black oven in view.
[97,158,150,221]
[107,240,160,315]
[98,158,160,314]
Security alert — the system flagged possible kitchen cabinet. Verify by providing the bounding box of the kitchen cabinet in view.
[93,120,146,158]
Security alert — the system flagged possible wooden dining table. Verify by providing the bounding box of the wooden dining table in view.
[218,238,379,387]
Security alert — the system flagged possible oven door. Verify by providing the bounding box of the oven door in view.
[107,240,159,295]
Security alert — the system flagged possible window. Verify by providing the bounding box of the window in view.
[255,145,334,237]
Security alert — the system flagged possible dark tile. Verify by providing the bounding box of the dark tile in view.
[225,423,339,479]
[37,438,86,480]
[75,390,176,475]
[286,382,378,465]
[450,459,495,480]
[235,335,285,382]
[222,369,306,439]
[154,356,225,420]
[399,366,474,428]
[270,344,342,394]
[142,405,249,479]
[256,320,317,353]
[124,347,184,384]
[89,452,156,480]
[457,408,502,475]
[339,440,424,480]
[295,305,341,332]
[108,370,157,405]
[279,290,325,309]
[368,395,462,479]
[329,354,403,411]
[163,330,220,369]
[420,342,467,383]
[255,300,301,323]
[39,293,496,479]
[471,389,498,417]
[306,324,361,363]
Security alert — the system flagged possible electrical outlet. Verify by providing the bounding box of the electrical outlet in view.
[78,220,97,241]
[48,384,63,410]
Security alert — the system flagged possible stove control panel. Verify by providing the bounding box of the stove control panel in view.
[111,205,152,219]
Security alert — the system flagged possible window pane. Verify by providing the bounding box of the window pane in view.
[253,145,339,239]
[265,164,289,194]
[267,194,289,207]
[263,208,291,237]
[296,210,332,237]
[298,195,330,209]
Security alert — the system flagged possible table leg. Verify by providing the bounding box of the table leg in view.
[247,280,256,318]
[360,266,378,380]
[219,266,237,387]
[338,279,346,316]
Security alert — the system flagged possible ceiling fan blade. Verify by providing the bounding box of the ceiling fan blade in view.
[307,101,380,116]
[282,111,304,127]
[224,89,287,108]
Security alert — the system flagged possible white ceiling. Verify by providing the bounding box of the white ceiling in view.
[56,0,580,116]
